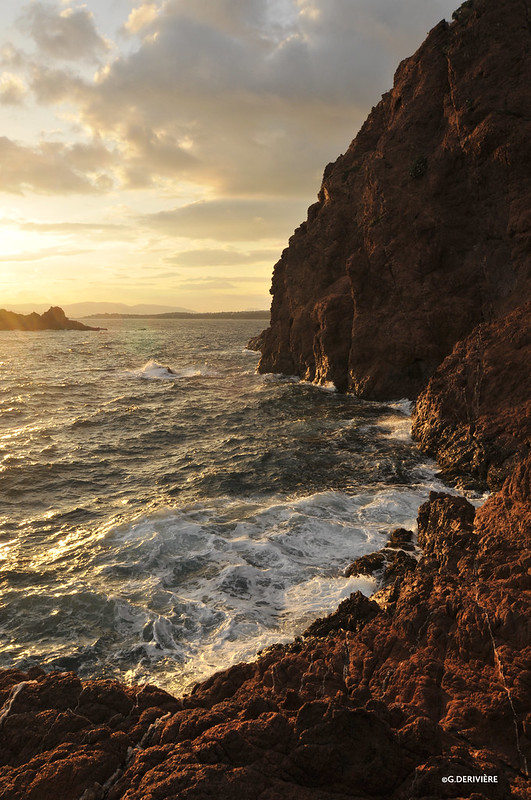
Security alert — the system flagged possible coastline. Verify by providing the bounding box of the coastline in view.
[0,0,529,797]
[0,322,528,799]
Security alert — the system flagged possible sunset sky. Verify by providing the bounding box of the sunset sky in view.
[0,0,458,312]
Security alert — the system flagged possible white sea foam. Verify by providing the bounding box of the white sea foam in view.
[387,399,414,415]
[131,360,220,380]
[261,373,300,383]
[319,381,338,393]
[87,484,437,692]
[299,379,338,393]
[133,359,178,380]
[1,318,467,695]
[379,414,413,441]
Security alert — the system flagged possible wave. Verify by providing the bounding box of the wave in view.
[387,398,414,415]
[3,482,450,693]
[1,318,454,695]
[131,360,220,380]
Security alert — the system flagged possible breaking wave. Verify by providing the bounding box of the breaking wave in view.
[0,318,449,694]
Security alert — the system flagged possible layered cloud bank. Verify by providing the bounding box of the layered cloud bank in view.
[0,0,458,309]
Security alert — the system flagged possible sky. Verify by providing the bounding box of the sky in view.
[0,0,459,312]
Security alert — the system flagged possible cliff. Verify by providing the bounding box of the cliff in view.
[413,302,531,490]
[258,0,531,398]
[0,306,102,332]
[0,1,529,798]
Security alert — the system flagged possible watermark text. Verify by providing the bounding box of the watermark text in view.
[442,776,499,784]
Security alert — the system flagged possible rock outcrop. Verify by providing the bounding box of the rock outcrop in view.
[412,302,531,489]
[1,2,530,798]
[246,329,268,352]
[1,469,529,799]
[257,0,531,398]
[0,306,103,331]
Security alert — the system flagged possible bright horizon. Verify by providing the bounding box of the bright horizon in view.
[0,0,459,312]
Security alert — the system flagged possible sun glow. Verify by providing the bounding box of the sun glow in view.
[0,0,460,312]
[0,225,39,255]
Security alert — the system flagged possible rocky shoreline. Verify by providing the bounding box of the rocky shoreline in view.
[0,474,528,799]
[0,0,529,797]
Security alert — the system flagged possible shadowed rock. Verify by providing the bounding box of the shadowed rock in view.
[0,306,103,331]
[0,1,529,798]
[413,302,531,489]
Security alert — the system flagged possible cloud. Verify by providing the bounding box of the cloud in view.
[124,4,160,36]
[29,64,85,105]
[0,43,25,69]
[19,0,458,199]
[164,247,279,267]
[19,2,110,62]
[0,247,88,262]
[17,220,129,238]
[0,137,117,195]
[143,270,179,280]
[141,198,309,241]
[120,125,198,188]
[0,73,27,105]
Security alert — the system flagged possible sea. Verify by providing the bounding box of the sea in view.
[0,318,452,695]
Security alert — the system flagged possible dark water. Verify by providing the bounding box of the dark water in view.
[0,318,444,692]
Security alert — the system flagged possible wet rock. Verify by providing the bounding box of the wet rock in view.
[381,549,418,584]
[417,491,476,570]
[345,529,417,590]
[246,329,268,351]
[345,551,386,577]
[385,528,415,550]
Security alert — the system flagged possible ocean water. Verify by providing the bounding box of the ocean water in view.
[0,318,446,694]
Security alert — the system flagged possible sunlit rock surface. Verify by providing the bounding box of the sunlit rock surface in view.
[258,0,531,399]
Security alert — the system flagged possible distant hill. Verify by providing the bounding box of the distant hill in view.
[83,310,271,320]
[7,302,193,317]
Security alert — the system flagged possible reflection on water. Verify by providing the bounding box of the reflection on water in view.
[0,318,444,693]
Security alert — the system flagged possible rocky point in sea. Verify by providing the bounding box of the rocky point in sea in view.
[0,0,529,797]
[0,306,103,332]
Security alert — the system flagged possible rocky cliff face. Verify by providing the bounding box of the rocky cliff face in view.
[1,2,530,798]
[413,302,530,489]
[258,0,531,398]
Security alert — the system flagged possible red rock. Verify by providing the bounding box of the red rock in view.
[303,591,381,637]
[1,2,530,798]
[0,673,180,799]
[258,0,531,398]
[412,302,531,489]
[2,475,528,799]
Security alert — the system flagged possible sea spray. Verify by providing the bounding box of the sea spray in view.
[0,317,449,693]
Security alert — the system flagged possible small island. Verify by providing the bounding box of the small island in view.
[0,306,104,332]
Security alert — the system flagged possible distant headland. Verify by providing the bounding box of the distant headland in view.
[0,306,104,331]
[82,310,270,320]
